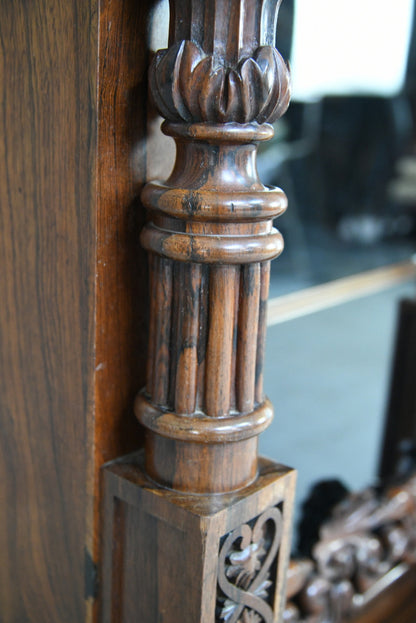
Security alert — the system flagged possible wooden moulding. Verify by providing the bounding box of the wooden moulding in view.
[102,1,295,621]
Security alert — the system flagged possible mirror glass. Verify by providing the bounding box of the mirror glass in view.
[259,0,416,541]
[261,278,415,536]
[259,0,416,298]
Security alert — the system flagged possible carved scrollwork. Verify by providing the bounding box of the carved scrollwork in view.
[150,40,290,124]
[217,507,283,623]
[284,474,416,622]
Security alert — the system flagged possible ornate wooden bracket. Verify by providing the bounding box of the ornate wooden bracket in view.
[284,475,416,622]
[101,2,296,621]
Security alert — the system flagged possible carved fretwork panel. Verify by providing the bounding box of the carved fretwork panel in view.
[217,506,283,623]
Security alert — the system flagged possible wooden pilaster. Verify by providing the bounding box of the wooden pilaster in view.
[101,1,296,621]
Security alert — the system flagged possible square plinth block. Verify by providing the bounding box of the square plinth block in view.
[101,451,296,623]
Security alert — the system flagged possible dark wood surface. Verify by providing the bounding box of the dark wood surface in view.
[349,566,416,623]
[93,0,155,603]
[95,0,151,472]
[0,1,158,620]
[102,1,297,621]
[0,1,97,621]
[379,298,416,481]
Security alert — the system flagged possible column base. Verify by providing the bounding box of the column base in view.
[101,450,296,623]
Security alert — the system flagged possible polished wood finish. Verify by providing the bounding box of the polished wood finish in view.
[95,0,151,469]
[3,2,416,622]
[135,0,291,494]
[93,0,154,598]
[349,566,416,623]
[0,2,97,621]
[102,0,296,620]
[0,2,161,620]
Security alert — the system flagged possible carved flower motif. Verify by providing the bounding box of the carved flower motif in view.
[219,578,272,623]
[150,40,291,124]
[217,508,282,623]
[226,540,267,588]
[219,537,272,622]
[239,610,262,623]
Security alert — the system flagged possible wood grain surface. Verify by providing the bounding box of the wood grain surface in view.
[95,0,152,471]
[0,1,172,620]
[3,1,416,621]
[0,2,97,621]
[93,0,150,577]
[349,566,416,623]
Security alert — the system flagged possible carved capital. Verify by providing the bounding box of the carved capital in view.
[150,40,290,124]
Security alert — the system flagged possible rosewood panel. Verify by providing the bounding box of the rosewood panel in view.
[93,0,153,589]
[0,2,97,621]
[0,1,163,621]
[95,0,153,471]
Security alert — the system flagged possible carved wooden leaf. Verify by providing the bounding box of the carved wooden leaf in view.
[150,41,290,124]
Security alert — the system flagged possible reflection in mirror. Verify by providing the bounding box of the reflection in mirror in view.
[257,0,416,546]
[260,278,416,544]
[259,0,416,297]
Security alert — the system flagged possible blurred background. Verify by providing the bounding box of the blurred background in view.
[257,0,416,550]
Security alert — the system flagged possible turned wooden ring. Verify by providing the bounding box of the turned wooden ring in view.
[135,392,274,443]
[162,121,275,143]
[140,224,284,264]
[141,184,287,222]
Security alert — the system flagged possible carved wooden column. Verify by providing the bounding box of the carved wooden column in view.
[101,1,296,621]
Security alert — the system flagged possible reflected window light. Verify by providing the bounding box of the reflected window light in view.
[290,0,415,101]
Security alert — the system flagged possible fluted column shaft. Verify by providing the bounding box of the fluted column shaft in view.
[135,0,291,493]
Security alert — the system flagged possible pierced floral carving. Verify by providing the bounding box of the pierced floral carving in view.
[285,474,416,622]
[217,507,283,623]
[150,41,291,125]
